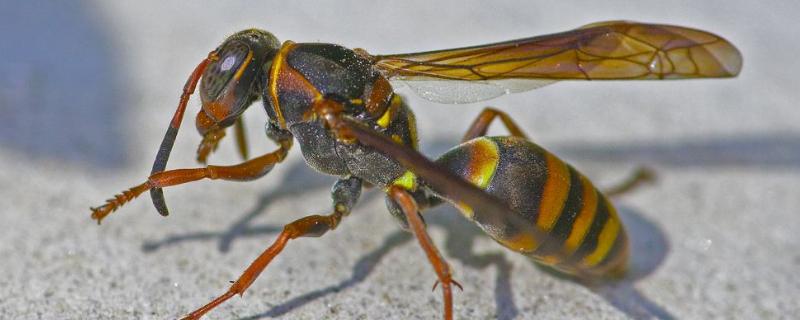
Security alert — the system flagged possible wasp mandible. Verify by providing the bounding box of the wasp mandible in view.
[90,21,741,319]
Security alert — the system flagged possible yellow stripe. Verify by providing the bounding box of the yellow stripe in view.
[377,95,402,128]
[564,175,597,254]
[582,203,621,266]
[455,202,474,220]
[233,50,254,81]
[498,232,538,253]
[466,138,499,189]
[536,153,570,231]
[268,41,295,129]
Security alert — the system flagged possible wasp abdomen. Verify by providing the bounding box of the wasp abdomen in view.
[434,136,628,276]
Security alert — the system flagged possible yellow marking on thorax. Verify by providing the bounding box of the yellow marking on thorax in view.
[564,174,598,254]
[233,50,254,81]
[390,134,403,144]
[268,41,296,129]
[582,202,622,266]
[536,153,571,231]
[377,95,402,128]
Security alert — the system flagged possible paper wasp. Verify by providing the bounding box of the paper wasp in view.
[90,21,741,319]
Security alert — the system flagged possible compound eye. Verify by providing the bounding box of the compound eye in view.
[201,40,252,102]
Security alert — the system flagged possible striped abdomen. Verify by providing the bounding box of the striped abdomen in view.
[434,136,628,277]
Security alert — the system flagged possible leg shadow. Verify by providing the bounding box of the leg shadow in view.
[239,231,413,319]
[239,205,521,320]
[427,208,520,320]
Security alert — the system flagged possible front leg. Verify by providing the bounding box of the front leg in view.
[180,176,362,319]
[90,131,292,223]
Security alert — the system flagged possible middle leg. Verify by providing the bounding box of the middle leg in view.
[388,186,461,320]
[181,176,362,320]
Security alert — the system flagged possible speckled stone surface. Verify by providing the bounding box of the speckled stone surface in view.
[1,1,798,319]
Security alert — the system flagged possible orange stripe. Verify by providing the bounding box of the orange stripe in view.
[564,174,598,254]
[536,152,570,231]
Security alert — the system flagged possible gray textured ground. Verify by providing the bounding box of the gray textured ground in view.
[1,1,799,319]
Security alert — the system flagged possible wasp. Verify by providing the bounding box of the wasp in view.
[90,21,741,319]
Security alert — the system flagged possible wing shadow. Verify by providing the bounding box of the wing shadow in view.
[555,132,800,169]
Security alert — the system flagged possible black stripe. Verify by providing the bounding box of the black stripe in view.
[569,194,610,263]
[532,165,583,256]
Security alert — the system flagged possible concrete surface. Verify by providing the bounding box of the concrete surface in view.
[1,1,798,319]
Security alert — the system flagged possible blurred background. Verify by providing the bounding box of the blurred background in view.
[0,1,797,319]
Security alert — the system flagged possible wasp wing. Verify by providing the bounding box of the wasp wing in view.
[373,21,742,103]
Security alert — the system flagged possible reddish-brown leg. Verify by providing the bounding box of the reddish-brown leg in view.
[234,117,249,160]
[603,167,657,197]
[180,208,349,320]
[196,124,226,164]
[195,116,249,164]
[90,140,291,223]
[461,107,528,142]
[388,186,460,320]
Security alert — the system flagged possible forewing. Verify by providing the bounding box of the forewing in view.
[374,21,742,103]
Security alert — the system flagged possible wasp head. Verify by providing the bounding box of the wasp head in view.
[196,29,280,135]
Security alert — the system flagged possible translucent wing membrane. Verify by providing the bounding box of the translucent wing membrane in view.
[374,21,742,103]
[393,78,555,104]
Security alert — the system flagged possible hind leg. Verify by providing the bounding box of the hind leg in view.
[462,107,528,141]
[180,177,362,319]
[464,107,655,196]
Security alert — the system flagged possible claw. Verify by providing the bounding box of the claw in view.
[431,279,464,292]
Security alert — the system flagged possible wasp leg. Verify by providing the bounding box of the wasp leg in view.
[90,139,292,223]
[195,123,226,164]
[603,167,657,197]
[196,117,249,164]
[462,107,528,142]
[150,52,219,215]
[180,177,361,320]
[234,117,249,160]
[388,186,459,320]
